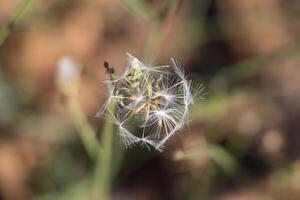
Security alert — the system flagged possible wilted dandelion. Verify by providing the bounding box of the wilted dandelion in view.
[97,53,204,151]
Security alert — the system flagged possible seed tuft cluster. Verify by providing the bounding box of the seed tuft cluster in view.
[97,53,203,151]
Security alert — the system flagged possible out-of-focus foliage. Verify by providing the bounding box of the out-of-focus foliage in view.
[0,0,300,200]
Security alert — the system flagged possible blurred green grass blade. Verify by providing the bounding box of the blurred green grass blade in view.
[33,177,93,200]
[124,0,157,21]
[176,144,240,176]
[160,0,179,17]
[0,28,10,46]
[0,0,32,46]
[10,0,32,26]
[206,144,240,175]
[190,93,229,121]
[161,0,176,10]
[211,42,300,86]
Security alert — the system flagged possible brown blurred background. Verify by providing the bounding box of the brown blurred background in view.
[0,0,300,199]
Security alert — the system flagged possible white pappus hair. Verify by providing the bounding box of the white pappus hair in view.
[97,53,204,151]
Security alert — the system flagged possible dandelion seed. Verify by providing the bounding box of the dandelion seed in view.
[97,53,203,150]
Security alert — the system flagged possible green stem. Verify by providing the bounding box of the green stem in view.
[0,0,32,46]
[67,97,99,160]
[93,100,116,200]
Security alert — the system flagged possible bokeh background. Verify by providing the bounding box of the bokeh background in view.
[0,0,300,199]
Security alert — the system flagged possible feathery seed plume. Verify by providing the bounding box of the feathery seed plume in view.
[97,53,204,151]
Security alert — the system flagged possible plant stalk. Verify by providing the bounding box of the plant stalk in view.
[0,0,32,46]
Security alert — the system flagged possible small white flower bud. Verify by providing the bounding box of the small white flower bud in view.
[56,57,80,86]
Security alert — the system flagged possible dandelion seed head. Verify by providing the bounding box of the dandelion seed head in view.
[98,53,203,150]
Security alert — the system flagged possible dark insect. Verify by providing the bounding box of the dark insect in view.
[104,61,114,74]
